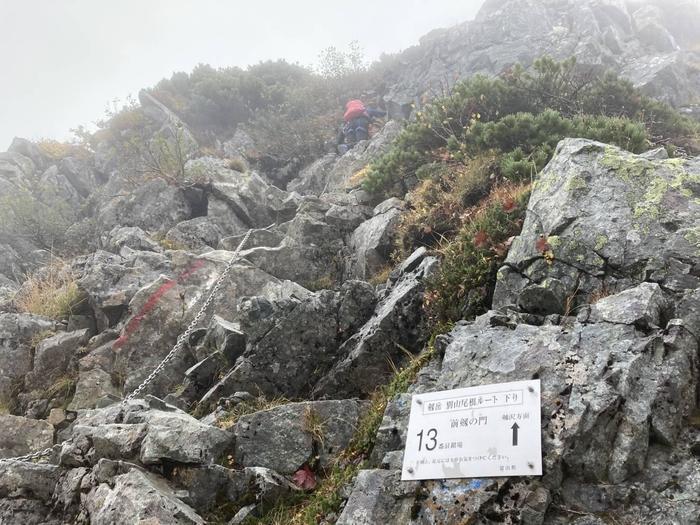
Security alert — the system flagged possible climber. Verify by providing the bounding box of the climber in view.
[337,99,386,154]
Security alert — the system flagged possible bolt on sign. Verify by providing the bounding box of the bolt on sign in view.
[402,379,542,480]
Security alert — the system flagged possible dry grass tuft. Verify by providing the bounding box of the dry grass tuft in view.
[302,406,327,446]
[215,396,290,431]
[367,265,392,286]
[14,261,84,320]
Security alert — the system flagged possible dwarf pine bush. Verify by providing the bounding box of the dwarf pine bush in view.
[367,56,699,325]
[363,57,698,195]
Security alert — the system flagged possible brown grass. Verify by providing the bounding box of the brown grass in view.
[367,265,392,286]
[36,139,91,160]
[587,284,612,305]
[14,261,84,320]
[215,396,290,430]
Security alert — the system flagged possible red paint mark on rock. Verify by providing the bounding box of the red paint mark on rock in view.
[114,259,207,349]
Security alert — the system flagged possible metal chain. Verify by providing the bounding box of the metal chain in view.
[0,229,252,464]
[126,228,251,400]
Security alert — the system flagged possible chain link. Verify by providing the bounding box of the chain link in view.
[0,229,253,464]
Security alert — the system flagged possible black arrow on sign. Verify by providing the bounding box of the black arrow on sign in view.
[511,422,520,446]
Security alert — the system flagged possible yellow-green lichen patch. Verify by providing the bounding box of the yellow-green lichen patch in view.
[566,175,587,193]
[633,176,670,221]
[594,235,608,251]
[599,146,653,184]
[548,235,562,249]
[684,227,700,251]
[533,170,558,194]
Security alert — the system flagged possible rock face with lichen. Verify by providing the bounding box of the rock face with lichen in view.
[383,0,700,118]
[335,138,700,524]
[0,2,699,524]
[494,138,700,311]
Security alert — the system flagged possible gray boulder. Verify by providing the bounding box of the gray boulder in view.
[233,400,367,474]
[39,165,82,208]
[64,399,231,467]
[169,464,298,516]
[222,128,257,161]
[97,179,193,235]
[314,253,438,398]
[336,469,417,525]
[494,139,700,311]
[0,462,61,500]
[25,329,90,392]
[235,203,351,286]
[0,414,54,458]
[114,252,309,399]
[7,138,48,172]
[0,313,57,404]
[0,243,23,281]
[74,248,172,330]
[101,226,161,254]
[191,157,300,227]
[588,282,671,328]
[200,280,376,404]
[69,337,122,411]
[0,462,62,525]
[58,156,97,198]
[84,468,204,525]
[437,309,696,485]
[287,153,338,195]
[0,151,35,189]
[165,217,232,253]
[346,198,404,280]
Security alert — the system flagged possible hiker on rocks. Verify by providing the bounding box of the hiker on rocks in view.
[337,99,386,154]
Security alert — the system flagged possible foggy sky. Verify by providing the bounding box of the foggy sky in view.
[0,0,485,149]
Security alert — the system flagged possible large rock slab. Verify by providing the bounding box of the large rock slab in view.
[0,313,57,403]
[168,464,298,515]
[494,139,700,311]
[588,282,671,329]
[74,249,173,330]
[314,253,438,398]
[346,198,404,280]
[336,469,417,525]
[0,462,61,500]
[84,468,205,525]
[101,226,162,254]
[233,399,368,474]
[192,157,301,227]
[0,414,54,458]
[97,179,193,235]
[200,280,375,404]
[69,336,123,411]
[63,399,232,467]
[25,329,90,392]
[106,250,308,399]
[434,311,697,484]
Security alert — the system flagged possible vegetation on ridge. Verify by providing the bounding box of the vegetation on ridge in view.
[361,57,699,325]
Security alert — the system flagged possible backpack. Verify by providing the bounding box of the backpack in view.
[344,100,367,122]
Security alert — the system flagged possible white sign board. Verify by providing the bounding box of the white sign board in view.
[401,379,542,480]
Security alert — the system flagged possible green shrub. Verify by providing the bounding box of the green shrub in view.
[362,56,698,195]
[0,189,76,251]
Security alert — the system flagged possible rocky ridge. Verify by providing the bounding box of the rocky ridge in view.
[383,0,700,118]
[0,1,699,524]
